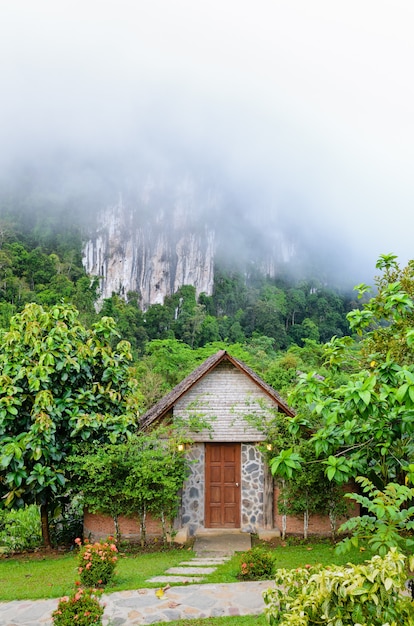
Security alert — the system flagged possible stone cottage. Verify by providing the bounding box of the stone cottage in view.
[84,350,353,541]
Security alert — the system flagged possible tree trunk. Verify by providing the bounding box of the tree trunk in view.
[139,507,147,548]
[113,514,121,544]
[329,509,337,540]
[40,503,52,549]
[303,509,309,540]
[160,510,167,547]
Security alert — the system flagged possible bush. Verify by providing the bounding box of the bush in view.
[237,546,274,580]
[49,494,84,548]
[0,505,42,553]
[52,587,104,625]
[76,537,118,587]
[263,548,414,626]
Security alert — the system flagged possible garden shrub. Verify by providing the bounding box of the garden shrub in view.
[263,548,414,626]
[76,537,118,587]
[52,587,104,625]
[237,546,275,580]
[0,505,42,553]
[49,494,84,548]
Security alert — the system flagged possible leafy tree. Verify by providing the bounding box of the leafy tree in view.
[336,476,414,556]
[288,255,414,490]
[142,339,200,388]
[68,444,131,543]
[350,253,414,364]
[0,303,141,547]
[123,433,188,545]
[70,433,188,546]
[100,293,147,354]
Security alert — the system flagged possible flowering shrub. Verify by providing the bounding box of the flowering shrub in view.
[75,537,118,587]
[237,546,275,580]
[52,587,104,625]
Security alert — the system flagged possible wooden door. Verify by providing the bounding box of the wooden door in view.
[205,443,241,528]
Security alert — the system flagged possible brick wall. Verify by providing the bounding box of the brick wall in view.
[84,511,163,543]
[273,484,360,536]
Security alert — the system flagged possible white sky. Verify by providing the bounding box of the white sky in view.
[1,1,413,283]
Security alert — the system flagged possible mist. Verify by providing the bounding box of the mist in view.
[1,1,413,288]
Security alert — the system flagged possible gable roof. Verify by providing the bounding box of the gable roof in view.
[140,350,295,430]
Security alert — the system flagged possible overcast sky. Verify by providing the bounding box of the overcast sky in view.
[1,1,413,284]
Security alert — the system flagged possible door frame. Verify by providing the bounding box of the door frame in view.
[204,442,241,528]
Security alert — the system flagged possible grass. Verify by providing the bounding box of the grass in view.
[0,540,372,602]
[204,538,372,584]
[150,617,267,626]
[0,548,191,602]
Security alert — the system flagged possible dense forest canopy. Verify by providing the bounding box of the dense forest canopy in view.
[0,208,354,354]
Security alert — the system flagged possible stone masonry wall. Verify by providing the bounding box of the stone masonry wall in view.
[241,444,264,533]
[181,443,205,536]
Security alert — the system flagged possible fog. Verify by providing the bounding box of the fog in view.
[1,1,413,287]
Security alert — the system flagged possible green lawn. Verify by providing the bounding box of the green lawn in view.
[0,541,371,602]
[204,539,371,584]
[0,549,191,602]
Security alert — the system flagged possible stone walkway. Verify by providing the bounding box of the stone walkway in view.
[0,580,275,625]
[0,532,265,625]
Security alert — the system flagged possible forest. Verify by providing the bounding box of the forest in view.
[0,206,358,403]
[1,202,414,566]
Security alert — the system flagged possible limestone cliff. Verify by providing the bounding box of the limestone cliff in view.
[82,175,297,310]
[82,177,216,309]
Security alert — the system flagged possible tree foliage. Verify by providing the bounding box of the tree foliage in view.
[336,476,414,556]
[0,303,141,545]
[287,255,414,490]
[69,432,188,545]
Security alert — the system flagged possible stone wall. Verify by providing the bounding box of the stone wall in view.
[240,444,264,532]
[180,442,267,535]
[181,443,205,536]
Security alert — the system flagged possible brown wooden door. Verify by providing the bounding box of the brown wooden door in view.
[205,443,241,528]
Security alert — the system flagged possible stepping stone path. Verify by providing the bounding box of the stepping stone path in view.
[147,556,230,584]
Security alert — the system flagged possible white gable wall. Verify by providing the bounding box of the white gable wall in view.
[173,361,277,441]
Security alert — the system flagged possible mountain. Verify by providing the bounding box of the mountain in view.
[82,175,298,310]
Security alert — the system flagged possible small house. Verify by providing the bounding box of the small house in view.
[84,350,353,541]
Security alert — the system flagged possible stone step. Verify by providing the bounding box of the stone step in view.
[179,558,229,566]
[146,575,205,583]
[165,566,217,575]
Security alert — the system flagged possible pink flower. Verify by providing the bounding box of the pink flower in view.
[74,537,82,545]
[110,544,117,552]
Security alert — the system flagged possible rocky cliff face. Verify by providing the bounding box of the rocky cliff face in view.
[82,177,217,309]
[82,176,297,310]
